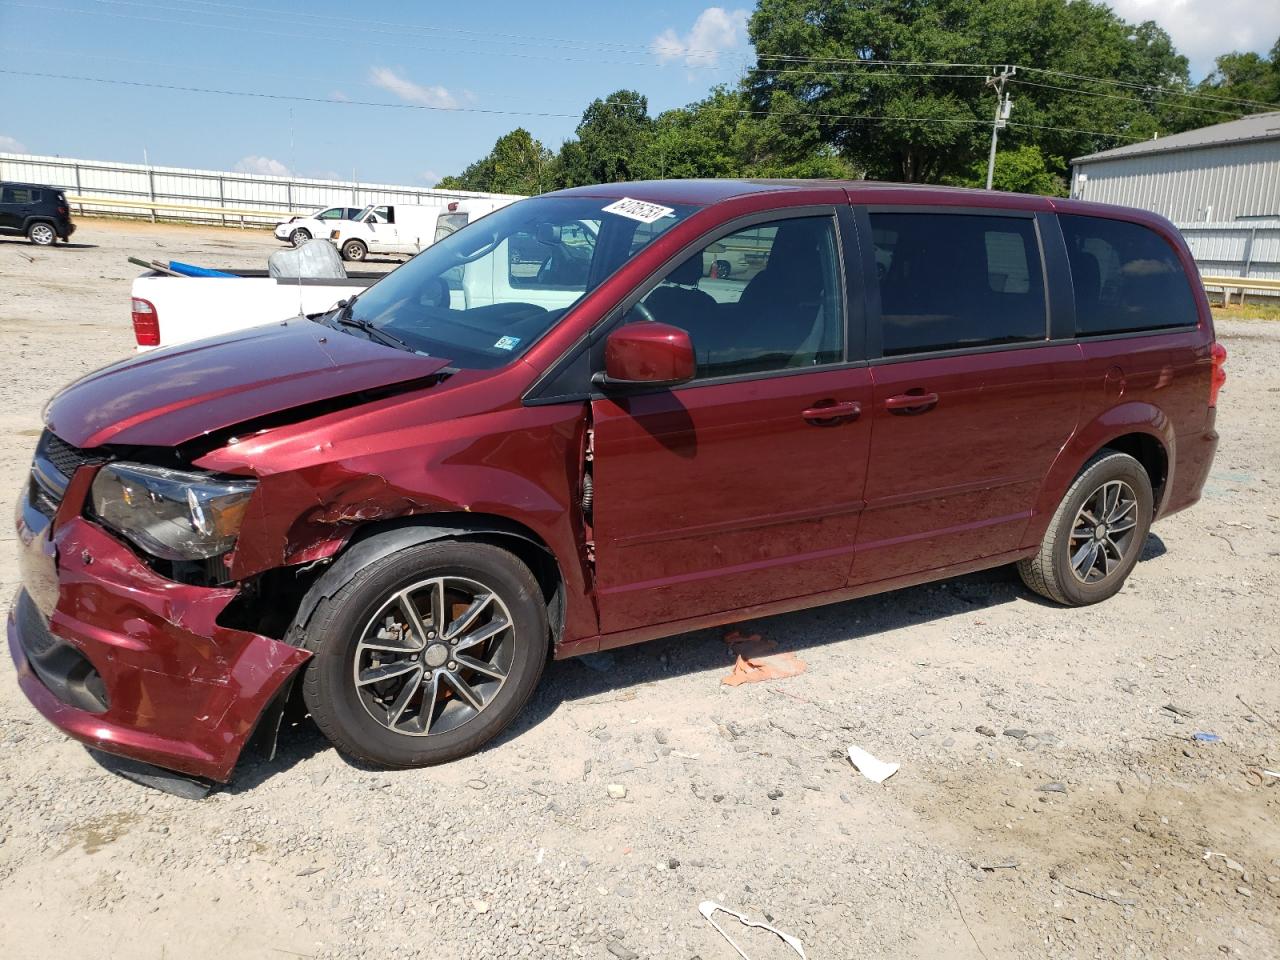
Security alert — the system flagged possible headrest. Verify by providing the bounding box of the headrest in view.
[667,255,704,287]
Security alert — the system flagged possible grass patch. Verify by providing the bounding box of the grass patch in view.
[1211,301,1280,322]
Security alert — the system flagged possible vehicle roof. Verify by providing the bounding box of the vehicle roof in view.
[547,178,1171,225]
[1,180,60,190]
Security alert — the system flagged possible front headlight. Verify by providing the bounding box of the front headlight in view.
[91,463,256,561]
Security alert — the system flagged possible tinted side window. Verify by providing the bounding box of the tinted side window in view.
[870,213,1047,357]
[3,186,40,204]
[1059,215,1198,336]
[637,215,844,379]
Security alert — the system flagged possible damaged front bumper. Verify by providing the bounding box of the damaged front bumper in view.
[8,505,310,783]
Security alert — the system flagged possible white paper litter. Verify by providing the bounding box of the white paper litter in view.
[846,744,899,784]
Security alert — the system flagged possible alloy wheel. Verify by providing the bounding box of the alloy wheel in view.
[351,576,514,737]
[30,223,55,245]
[1068,479,1139,584]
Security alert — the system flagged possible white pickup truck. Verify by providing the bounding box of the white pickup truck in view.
[129,269,374,350]
[128,208,595,351]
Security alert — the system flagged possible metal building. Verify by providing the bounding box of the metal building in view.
[1071,111,1280,222]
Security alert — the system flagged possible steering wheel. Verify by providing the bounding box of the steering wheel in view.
[450,230,503,266]
[629,301,657,324]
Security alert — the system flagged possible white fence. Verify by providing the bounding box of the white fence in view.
[0,152,514,226]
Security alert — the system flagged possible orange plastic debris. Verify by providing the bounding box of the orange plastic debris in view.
[721,630,807,686]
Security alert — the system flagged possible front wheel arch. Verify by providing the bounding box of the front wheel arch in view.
[286,518,564,651]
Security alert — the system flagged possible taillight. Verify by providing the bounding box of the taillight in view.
[1209,342,1227,407]
[131,297,160,346]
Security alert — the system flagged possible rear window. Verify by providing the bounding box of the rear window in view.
[870,212,1047,356]
[1059,215,1198,336]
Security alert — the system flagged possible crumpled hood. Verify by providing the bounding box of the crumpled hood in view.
[46,320,452,448]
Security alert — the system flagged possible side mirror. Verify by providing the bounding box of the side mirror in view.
[595,321,695,389]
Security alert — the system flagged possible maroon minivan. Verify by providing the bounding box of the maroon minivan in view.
[10,180,1226,785]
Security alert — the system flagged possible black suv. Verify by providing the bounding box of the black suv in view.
[0,181,75,245]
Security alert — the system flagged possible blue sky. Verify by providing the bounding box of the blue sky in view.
[0,1,755,184]
[1,0,1276,186]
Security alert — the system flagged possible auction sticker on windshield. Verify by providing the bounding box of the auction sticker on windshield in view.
[602,198,676,224]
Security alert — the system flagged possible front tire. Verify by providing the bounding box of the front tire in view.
[27,222,56,246]
[294,540,547,768]
[1018,450,1153,606]
[289,228,311,246]
[341,239,367,261]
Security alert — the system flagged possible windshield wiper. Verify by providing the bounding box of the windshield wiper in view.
[324,297,414,352]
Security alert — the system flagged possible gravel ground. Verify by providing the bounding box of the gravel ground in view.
[0,220,1277,960]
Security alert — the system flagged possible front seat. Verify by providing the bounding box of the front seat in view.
[733,221,831,369]
[643,255,718,351]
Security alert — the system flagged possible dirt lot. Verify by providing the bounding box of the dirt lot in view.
[0,219,1277,960]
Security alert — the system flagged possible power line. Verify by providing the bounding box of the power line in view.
[1009,76,1243,119]
[0,67,1146,140]
[757,55,1280,112]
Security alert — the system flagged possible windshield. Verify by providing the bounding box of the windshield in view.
[342,195,697,369]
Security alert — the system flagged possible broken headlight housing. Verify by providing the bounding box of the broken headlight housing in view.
[90,463,256,561]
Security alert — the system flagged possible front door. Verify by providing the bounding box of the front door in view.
[850,209,1083,585]
[591,213,874,634]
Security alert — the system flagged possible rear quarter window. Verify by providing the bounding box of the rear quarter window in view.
[1059,215,1198,337]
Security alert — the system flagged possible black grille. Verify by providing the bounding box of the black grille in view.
[14,590,110,714]
[39,430,106,479]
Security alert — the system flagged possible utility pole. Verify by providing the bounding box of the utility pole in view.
[985,65,1016,190]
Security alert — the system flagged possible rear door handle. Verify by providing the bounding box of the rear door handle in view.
[884,391,939,414]
[802,400,861,425]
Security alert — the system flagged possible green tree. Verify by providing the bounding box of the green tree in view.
[436,128,553,194]
[1197,38,1280,113]
[554,90,654,187]
[746,0,1190,184]
[956,144,1066,194]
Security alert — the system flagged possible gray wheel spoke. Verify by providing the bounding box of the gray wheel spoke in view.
[357,659,420,687]
[395,593,430,650]
[1071,540,1098,576]
[1107,517,1137,534]
[443,671,485,712]
[453,616,509,653]
[1106,498,1136,525]
[418,673,441,735]
[455,654,507,681]
[385,667,424,726]
[446,593,494,640]
[1101,537,1123,572]
[428,579,446,632]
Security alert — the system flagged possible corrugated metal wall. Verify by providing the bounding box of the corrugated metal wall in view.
[1071,139,1280,222]
[1179,219,1280,299]
[0,152,518,225]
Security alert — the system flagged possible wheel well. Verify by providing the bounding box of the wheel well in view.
[220,513,566,648]
[1100,433,1167,508]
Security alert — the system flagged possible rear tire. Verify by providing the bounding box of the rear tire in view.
[293,540,547,768]
[289,228,311,246]
[341,239,367,261]
[1018,450,1153,606]
[27,222,56,246]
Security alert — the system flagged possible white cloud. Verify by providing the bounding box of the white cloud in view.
[0,134,28,154]
[1103,0,1280,76]
[330,90,351,102]
[420,170,442,185]
[233,155,290,177]
[652,7,750,68]
[369,67,459,109]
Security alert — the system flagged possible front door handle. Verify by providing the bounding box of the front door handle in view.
[884,391,939,414]
[802,400,861,425]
